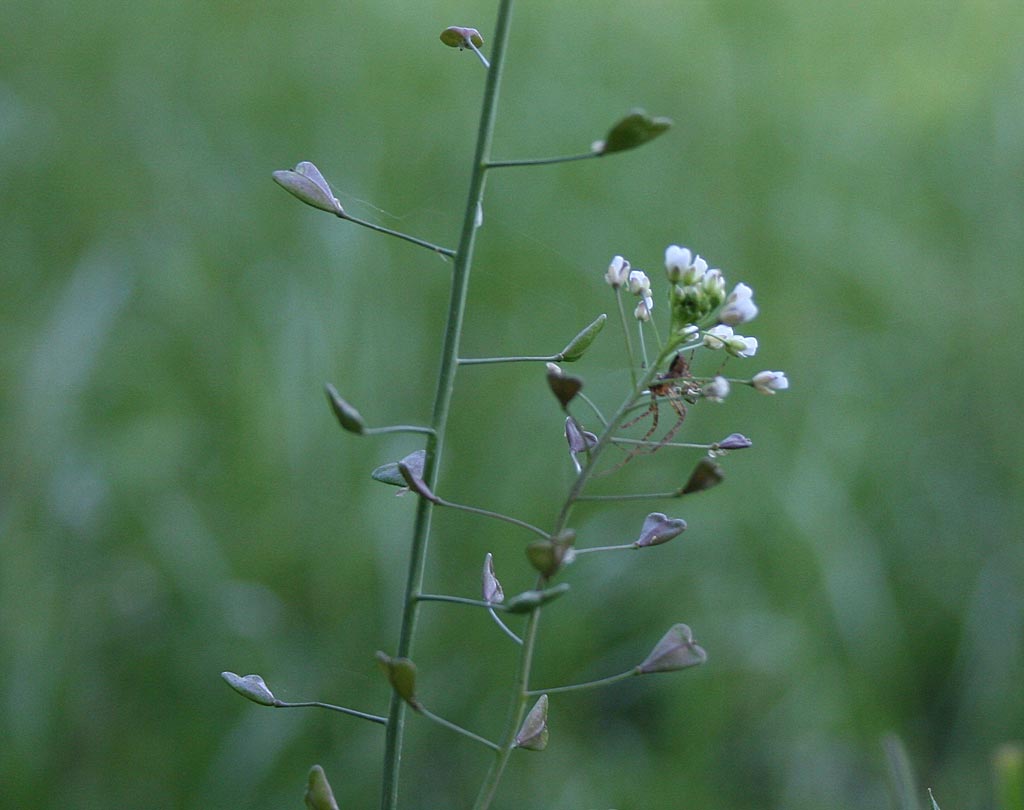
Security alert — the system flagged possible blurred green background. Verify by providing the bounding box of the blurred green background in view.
[3,1,1022,808]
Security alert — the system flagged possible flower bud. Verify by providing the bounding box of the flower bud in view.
[702,376,730,402]
[719,283,758,325]
[605,256,630,288]
[627,269,651,296]
[664,245,707,284]
[751,370,789,394]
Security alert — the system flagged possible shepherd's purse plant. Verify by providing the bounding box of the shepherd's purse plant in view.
[221,4,789,808]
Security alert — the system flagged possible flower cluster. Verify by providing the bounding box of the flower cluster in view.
[605,244,789,399]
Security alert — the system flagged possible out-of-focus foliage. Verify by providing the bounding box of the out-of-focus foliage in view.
[2,1,1022,809]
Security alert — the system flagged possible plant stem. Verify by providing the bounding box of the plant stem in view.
[524,667,637,696]
[419,706,501,751]
[273,700,388,725]
[472,606,542,810]
[416,593,506,610]
[339,211,456,257]
[458,354,558,365]
[485,152,598,169]
[379,3,514,808]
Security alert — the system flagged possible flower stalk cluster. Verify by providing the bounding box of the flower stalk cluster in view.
[222,3,788,809]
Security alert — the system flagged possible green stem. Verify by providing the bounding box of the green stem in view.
[379,3,513,808]
[472,606,542,810]
[572,543,636,555]
[273,700,388,725]
[524,667,637,696]
[485,152,598,169]
[615,290,638,388]
[576,489,681,502]
[488,607,524,645]
[416,593,507,610]
[435,496,549,539]
[339,211,456,257]
[363,425,435,436]
[458,354,557,365]
[419,706,501,751]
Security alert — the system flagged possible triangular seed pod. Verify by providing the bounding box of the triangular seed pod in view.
[515,694,549,751]
[638,624,707,674]
[221,672,277,706]
[304,765,340,810]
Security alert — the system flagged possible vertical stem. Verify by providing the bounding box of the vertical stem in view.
[379,3,514,809]
[471,607,542,810]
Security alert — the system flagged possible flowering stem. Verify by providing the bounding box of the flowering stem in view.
[524,667,638,696]
[615,289,639,387]
[637,319,650,368]
[273,699,388,725]
[484,152,598,169]
[379,3,513,807]
[338,211,456,258]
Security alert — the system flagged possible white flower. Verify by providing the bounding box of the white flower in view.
[605,255,630,288]
[703,324,734,350]
[627,269,651,296]
[719,283,758,325]
[726,334,758,358]
[665,245,708,283]
[701,268,726,300]
[751,370,789,394]
[634,297,653,321]
[703,376,730,402]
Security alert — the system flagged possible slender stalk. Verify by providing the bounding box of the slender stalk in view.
[434,496,549,539]
[416,593,507,610]
[576,489,681,502]
[419,707,500,751]
[339,211,456,257]
[485,152,598,169]
[458,354,558,365]
[488,607,524,644]
[379,4,514,808]
[363,425,435,436]
[524,668,637,696]
[472,606,542,810]
[273,700,388,725]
